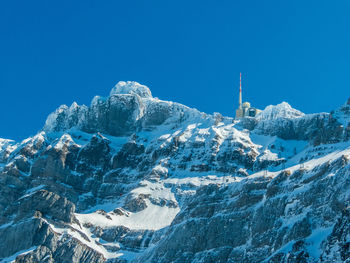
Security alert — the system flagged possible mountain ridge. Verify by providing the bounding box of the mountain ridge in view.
[0,81,349,262]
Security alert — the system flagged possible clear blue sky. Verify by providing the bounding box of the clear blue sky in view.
[1,0,350,141]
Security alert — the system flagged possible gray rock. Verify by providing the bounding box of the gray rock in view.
[124,194,148,213]
[6,190,76,223]
[0,217,56,259]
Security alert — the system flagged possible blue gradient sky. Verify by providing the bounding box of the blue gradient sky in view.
[1,0,350,141]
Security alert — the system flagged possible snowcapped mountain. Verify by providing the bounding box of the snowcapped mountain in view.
[0,81,349,262]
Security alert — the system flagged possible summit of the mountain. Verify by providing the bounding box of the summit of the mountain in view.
[43,81,204,137]
[110,81,153,98]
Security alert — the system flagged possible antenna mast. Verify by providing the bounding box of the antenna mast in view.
[239,72,242,109]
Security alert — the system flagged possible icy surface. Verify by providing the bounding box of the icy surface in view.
[77,203,179,231]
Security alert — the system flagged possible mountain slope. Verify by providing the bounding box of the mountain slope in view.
[0,81,349,263]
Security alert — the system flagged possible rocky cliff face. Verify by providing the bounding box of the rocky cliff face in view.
[0,81,349,262]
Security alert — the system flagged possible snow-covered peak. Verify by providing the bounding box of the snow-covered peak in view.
[69,101,79,110]
[255,102,304,121]
[110,81,152,98]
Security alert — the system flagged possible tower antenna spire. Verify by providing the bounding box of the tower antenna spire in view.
[239,72,242,109]
[235,73,261,119]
